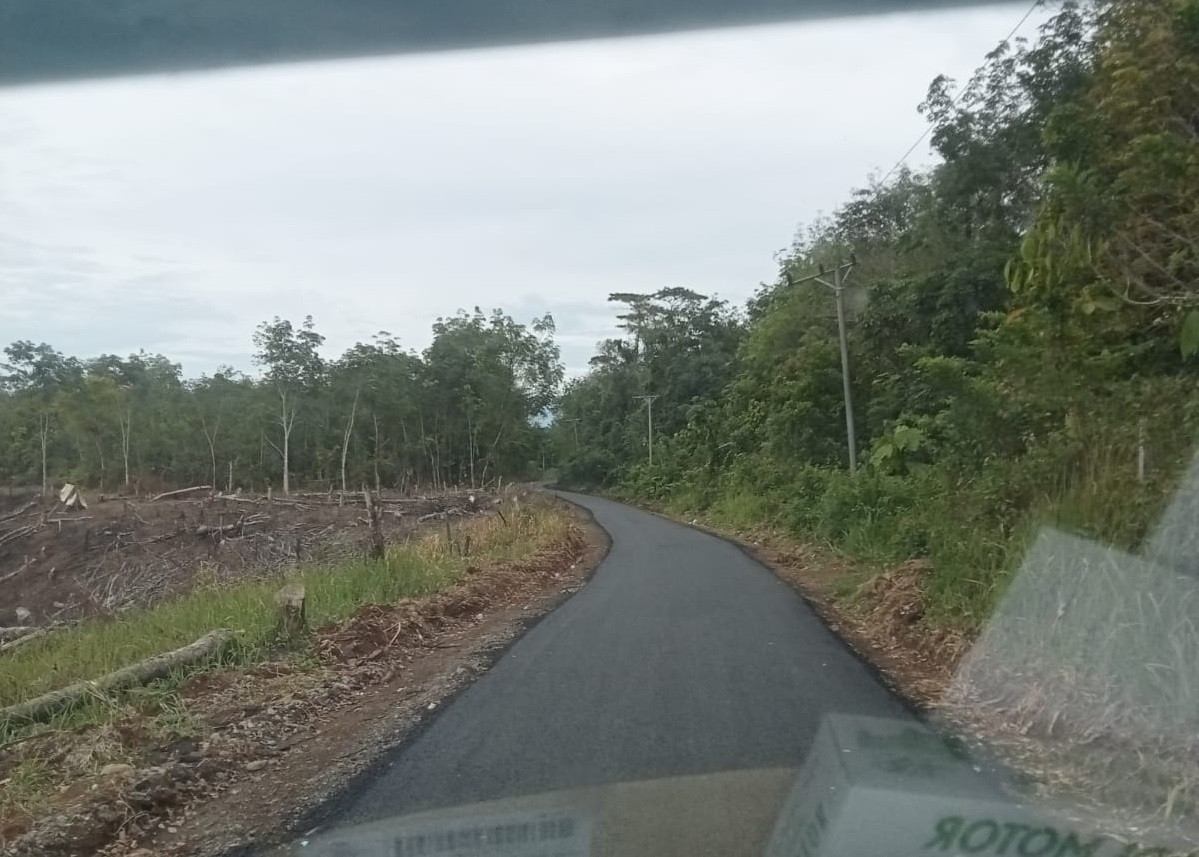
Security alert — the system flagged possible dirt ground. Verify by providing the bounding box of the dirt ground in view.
[0,497,608,857]
[0,488,491,626]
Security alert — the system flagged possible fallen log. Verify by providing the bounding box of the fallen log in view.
[0,500,37,523]
[0,563,30,586]
[0,525,37,549]
[0,628,47,653]
[195,522,238,537]
[0,629,234,727]
[0,626,37,641]
[211,493,307,507]
[194,516,268,537]
[149,485,212,502]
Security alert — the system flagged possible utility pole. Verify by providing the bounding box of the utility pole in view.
[788,259,858,471]
[563,418,581,448]
[634,395,658,466]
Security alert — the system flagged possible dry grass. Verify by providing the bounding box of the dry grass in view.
[937,526,1199,842]
[947,529,1199,749]
[0,497,572,728]
[0,496,580,825]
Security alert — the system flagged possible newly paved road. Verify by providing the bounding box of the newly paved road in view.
[332,492,910,825]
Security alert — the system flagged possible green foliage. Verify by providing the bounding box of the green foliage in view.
[1012,0,1199,348]
[1181,310,1199,358]
[0,503,572,722]
[0,310,562,493]
[560,0,1199,631]
[553,288,743,485]
[869,424,925,473]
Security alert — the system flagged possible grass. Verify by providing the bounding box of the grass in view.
[705,490,780,530]
[1,758,53,817]
[631,438,1199,829]
[0,502,574,729]
[953,527,1199,744]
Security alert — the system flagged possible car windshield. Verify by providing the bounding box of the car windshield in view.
[3,2,1199,856]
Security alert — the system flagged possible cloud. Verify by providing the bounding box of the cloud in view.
[0,4,1040,377]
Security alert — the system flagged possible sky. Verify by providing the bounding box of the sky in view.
[0,3,1040,379]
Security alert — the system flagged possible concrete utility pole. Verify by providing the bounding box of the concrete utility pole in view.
[789,259,858,472]
[634,395,659,466]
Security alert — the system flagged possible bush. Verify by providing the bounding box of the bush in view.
[616,370,1199,631]
[781,466,832,535]
[557,449,620,490]
[811,467,930,562]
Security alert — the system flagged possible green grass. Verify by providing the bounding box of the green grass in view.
[0,552,454,711]
[0,504,573,723]
[706,489,780,530]
[1,758,53,815]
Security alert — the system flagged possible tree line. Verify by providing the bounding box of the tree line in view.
[0,309,562,495]
[553,0,1199,624]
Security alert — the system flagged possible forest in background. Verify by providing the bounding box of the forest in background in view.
[553,0,1199,626]
[0,309,562,496]
[5,0,1198,632]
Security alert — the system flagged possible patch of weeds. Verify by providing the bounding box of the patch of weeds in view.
[0,502,576,739]
[133,687,200,740]
[830,567,879,602]
[286,646,326,673]
[709,490,778,530]
[0,758,53,816]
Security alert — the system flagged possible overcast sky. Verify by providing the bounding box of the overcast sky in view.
[0,3,1037,379]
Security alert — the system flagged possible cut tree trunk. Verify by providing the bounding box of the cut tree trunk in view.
[149,485,211,502]
[274,583,306,642]
[0,629,47,653]
[0,629,233,727]
[0,500,37,523]
[363,489,385,559]
[0,626,37,642]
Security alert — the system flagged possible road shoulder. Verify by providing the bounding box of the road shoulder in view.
[2,501,609,857]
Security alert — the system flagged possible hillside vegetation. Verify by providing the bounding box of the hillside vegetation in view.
[554,0,1199,629]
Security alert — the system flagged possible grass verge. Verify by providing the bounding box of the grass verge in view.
[636,486,1199,845]
[0,501,574,735]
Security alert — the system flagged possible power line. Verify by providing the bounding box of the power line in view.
[876,0,1045,187]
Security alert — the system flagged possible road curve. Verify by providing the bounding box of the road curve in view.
[330,491,910,825]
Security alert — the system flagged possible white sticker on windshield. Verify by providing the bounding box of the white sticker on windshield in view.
[304,808,592,857]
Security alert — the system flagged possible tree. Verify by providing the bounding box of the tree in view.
[1011,0,1199,355]
[1,342,81,493]
[556,289,741,481]
[252,317,326,495]
[422,309,563,488]
[191,368,254,491]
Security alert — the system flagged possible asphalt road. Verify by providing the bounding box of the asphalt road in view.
[328,492,910,827]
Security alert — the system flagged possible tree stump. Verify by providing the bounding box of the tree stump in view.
[363,489,385,559]
[274,582,306,643]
